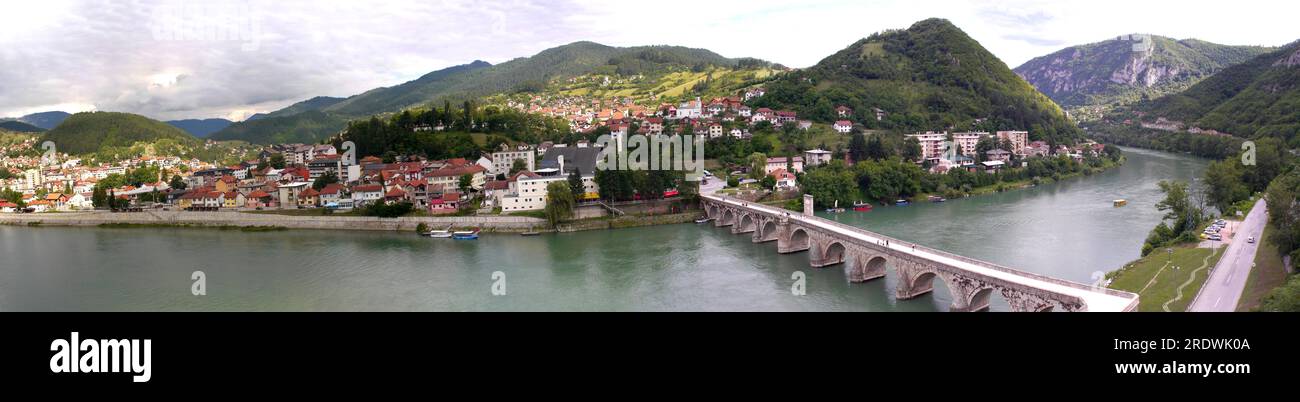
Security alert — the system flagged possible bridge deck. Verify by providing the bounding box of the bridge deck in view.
[706,195,1138,312]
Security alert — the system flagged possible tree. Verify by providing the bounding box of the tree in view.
[848,132,868,163]
[901,137,922,162]
[760,175,777,189]
[312,171,340,191]
[747,152,768,180]
[543,181,575,227]
[801,161,858,207]
[1203,159,1250,214]
[568,168,585,199]
[458,174,473,195]
[269,153,286,169]
[169,175,187,190]
[509,159,527,176]
[864,135,889,161]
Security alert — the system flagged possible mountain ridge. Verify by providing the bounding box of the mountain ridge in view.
[1015,35,1276,108]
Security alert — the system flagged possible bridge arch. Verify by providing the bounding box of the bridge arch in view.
[848,255,888,283]
[760,220,777,238]
[719,209,735,226]
[736,213,756,233]
[812,241,846,268]
[967,287,999,312]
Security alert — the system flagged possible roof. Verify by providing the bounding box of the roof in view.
[539,146,602,177]
[352,184,383,193]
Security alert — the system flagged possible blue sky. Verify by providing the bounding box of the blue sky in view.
[1,0,1296,121]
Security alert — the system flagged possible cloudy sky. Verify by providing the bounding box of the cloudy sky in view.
[2,0,1296,122]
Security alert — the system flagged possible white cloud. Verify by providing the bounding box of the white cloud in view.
[1,0,1296,121]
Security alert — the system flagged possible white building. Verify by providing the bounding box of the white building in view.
[833,121,853,134]
[491,149,535,177]
[499,174,566,212]
[804,149,832,167]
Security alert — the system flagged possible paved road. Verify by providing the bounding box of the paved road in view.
[1188,199,1269,312]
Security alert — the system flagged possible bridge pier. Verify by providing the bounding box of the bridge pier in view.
[895,267,936,300]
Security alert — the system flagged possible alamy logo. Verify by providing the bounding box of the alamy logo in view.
[1125,34,1153,53]
[50,332,152,382]
[594,134,706,181]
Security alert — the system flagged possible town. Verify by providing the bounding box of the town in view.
[0,86,1119,217]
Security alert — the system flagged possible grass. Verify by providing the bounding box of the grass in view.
[1108,245,1224,312]
[1237,225,1291,311]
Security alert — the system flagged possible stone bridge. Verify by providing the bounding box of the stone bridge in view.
[701,194,1139,312]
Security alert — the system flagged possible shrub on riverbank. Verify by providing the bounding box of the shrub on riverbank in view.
[361,202,414,218]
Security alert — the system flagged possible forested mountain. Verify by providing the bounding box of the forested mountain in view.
[264,96,348,119]
[1142,40,1300,143]
[1,111,71,130]
[41,112,199,155]
[751,18,1081,145]
[166,118,233,137]
[0,120,45,133]
[1015,35,1275,107]
[211,42,774,144]
[207,110,352,145]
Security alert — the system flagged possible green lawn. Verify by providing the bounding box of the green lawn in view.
[1108,246,1224,312]
[1238,225,1291,311]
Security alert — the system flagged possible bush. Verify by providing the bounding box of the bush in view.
[416,223,429,234]
[362,202,414,218]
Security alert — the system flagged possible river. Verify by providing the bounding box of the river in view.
[0,147,1208,311]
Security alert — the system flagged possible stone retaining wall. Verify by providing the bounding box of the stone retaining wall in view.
[0,211,546,233]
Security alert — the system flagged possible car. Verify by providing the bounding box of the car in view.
[1248,237,1256,244]
[1209,235,1223,241]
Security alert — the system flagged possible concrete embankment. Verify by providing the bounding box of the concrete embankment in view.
[0,211,545,233]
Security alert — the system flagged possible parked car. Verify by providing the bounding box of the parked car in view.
[1248,237,1256,244]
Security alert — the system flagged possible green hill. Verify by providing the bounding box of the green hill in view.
[264,96,348,119]
[752,18,1081,144]
[207,110,351,144]
[1143,40,1300,142]
[0,120,45,133]
[40,111,199,155]
[1015,35,1275,108]
[211,42,775,144]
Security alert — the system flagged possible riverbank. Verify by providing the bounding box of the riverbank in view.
[1106,245,1224,312]
[0,210,545,233]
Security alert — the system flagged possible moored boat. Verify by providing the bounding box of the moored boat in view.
[452,229,480,240]
[928,195,946,203]
[695,217,712,224]
[853,202,872,212]
[427,230,453,238]
[895,199,911,206]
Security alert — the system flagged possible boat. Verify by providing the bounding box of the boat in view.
[453,230,480,240]
[520,227,541,236]
[1114,199,1128,207]
[695,217,713,224]
[928,196,946,203]
[853,202,873,212]
[826,200,846,213]
[895,200,911,207]
[427,230,453,238]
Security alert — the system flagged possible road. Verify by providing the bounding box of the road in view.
[1188,199,1269,312]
